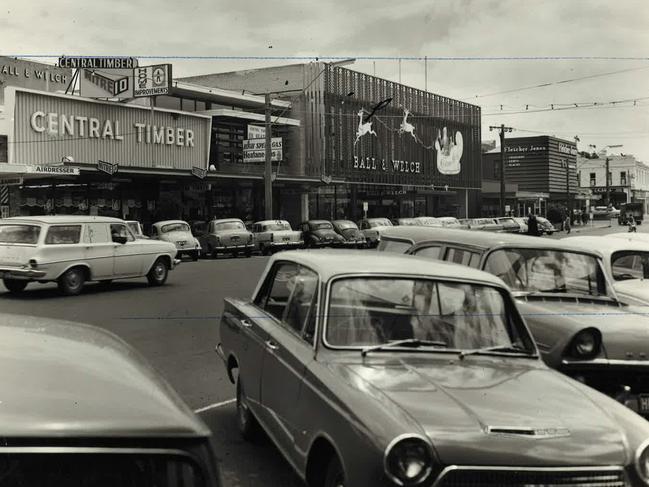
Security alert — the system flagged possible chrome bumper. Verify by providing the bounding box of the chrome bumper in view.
[270,241,303,247]
[0,266,47,279]
[215,243,255,250]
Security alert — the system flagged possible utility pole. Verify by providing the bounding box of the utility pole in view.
[605,156,610,207]
[424,56,428,92]
[489,124,514,216]
[264,93,273,220]
[565,159,571,220]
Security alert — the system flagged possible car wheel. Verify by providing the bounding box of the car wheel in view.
[323,455,345,487]
[245,249,252,258]
[261,245,269,256]
[147,258,168,286]
[3,278,28,293]
[210,246,219,259]
[236,379,260,441]
[191,250,199,262]
[231,251,238,258]
[57,267,86,296]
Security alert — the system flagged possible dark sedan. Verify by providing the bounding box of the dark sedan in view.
[299,220,345,248]
[332,220,367,248]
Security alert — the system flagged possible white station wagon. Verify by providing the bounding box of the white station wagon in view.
[0,216,180,296]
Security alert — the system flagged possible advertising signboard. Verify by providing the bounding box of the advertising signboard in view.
[80,68,133,99]
[134,64,172,97]
[6,88,211,172]
[0,57,72,104]
[243,138,283,163]
[247,125,266,139]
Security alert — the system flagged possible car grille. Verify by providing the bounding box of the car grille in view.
[569,369,649,395]
[435,468,628,487]
[0,452,206,486]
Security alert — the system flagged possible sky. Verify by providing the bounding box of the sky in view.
[3,0,648,160]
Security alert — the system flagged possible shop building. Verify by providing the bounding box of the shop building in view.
[482,135,577,216]
[182,62,483,220]
[577,152,649,211]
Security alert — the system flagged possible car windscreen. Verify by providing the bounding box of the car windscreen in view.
[335,221,357,230]
[369,219,392,227]
[416,218,440,226]
[161,223,190,233]
[326,277,532,351]
[0,224,41,244]
[484,248,610,297]
[611,250,649,280]
[398,219,416,225]
[214,221,245,231]
[377,239,413,254]
[310,222,333,230]
[262,223,291,231]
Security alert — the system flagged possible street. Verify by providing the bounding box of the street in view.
[0,221,646,486]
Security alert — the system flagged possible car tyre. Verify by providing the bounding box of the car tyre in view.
[323,454,345,487]
[261,245,269,256]
[147,258,168,286]
[236,379,260,441]
[3,278,28,293]
[245,249,252,258]
[57,267,86,296]
[191,250,199,262]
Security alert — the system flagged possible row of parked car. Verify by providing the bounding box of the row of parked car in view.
[217,226,649,486]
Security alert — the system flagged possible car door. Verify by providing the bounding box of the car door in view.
[257,263,318,460]
[110,223,143,276]
[83,222,114,279]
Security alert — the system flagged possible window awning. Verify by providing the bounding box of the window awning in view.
[199,108,301,127]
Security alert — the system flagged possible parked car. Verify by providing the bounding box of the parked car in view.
[378,226,649,418]
[494,216,522,233]
[536,216,556,235]
[331,220,367,248]
[0,216,180,295]
[251,220,303,255]
[393,217,418,226]
[512,217,529,233]
[196,218,255,258]
[565,235,649,305]
[437,216,463,228]
[217,250,649,487]
[412,216,443,227]
[358,217,393,248]
[299,220,345,248]
[125,220,149,239]
[1,313,221,485]
[151,220,201,261]
[465,218,504,231]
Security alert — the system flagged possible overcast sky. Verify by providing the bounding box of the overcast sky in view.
[3,0,648,160]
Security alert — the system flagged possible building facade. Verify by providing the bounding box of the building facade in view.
[182,63,483,221]
[482,135,578,216]
[577,152,649,211]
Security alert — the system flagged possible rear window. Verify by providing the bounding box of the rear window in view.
[0,224,41,244]
[45,225,82,244]
[378,239,413,254]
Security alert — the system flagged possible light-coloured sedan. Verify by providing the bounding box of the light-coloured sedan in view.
[252,220,303,255]
[0,216,180,295]
[357,218,393,248]
[151,220,201,261]
[197,218,255,258]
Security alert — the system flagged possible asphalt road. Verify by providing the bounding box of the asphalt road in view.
[1,220,647,486]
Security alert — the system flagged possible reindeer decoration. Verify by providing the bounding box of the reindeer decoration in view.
[398,108,417,141]
[354,109,377,146]
[435,127,464,175]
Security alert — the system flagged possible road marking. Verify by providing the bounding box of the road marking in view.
[194,398,235,413]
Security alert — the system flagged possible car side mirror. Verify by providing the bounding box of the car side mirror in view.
[113,236,128,244]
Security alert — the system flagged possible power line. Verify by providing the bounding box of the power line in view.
[462,65,649,101]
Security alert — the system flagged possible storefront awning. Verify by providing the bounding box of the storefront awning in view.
[0,163,81,181]
[200,108,301,127]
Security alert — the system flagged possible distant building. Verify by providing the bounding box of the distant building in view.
[577,152,649,212]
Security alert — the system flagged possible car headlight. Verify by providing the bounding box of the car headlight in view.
[568,328,601,359]
[636,440,649,485]
[384,435,434,486]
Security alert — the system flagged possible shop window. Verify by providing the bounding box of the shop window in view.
[589,173,596,186]
[45,225,81,245]
[621,171,627,186]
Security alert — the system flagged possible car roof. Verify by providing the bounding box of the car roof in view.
[268,249,506,286]
[564,235,649,255]
[255,219,289,225]
[153,220,190,226]
[212,218,244,223]
[306,220,331,224]
[2,215,124,224]
[380,227,601,256]
[0,314,209,438]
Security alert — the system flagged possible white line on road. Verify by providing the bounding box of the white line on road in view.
[194,398,236,413]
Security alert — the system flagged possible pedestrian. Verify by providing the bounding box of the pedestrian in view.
[526,212,540,237]
[629,215,637,233]
[564,215,571,234]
